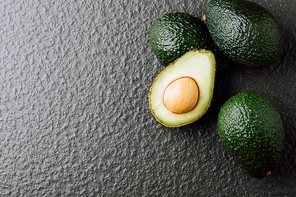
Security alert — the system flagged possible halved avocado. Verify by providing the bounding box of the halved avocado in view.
[149,50,216,127]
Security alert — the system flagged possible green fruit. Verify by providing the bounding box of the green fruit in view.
[205,0,282,69]
[150,12,215,66]
[218,92,285,178]
[149,50,216,127]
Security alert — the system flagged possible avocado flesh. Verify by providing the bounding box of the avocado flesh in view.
[149,50,216,127]
[150,12,216,66]
[217,92,285,178]
[205,0,282,69]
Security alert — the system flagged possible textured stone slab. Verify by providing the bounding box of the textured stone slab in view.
[0,0,295,196]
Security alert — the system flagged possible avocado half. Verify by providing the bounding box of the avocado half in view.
[149,50,216,127]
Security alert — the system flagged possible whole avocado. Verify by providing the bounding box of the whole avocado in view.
[205,0,283,69]
[150,12,215,66]
[217,92,285,178]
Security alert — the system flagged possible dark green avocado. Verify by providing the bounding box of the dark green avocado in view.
[149,12,215,66]
[217,92,285,178]
[205,0,283,69]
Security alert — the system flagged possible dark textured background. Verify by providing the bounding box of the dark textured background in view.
[0,0,296,196]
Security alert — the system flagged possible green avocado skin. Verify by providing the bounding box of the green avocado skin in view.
[150,12,215,66]
[217,92,284,178]
[205,0,282,69]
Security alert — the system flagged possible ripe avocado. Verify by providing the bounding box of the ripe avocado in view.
[217,92,285,178]
[149,12,216,66]
[205,0,283,69]
[149,50,216,127]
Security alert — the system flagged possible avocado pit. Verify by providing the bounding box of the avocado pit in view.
[163,77,199,114]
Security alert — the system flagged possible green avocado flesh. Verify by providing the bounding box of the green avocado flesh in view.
[217,92,284,178]
[150,12,215,66]
[149,50,216,127]
[205,0,282,69]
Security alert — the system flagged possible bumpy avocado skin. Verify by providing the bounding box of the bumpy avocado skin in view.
[217,92,284,178]
[205,0,282,69]
[150,12,215,66]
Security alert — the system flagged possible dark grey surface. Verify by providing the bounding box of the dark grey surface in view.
[0,0,296,196]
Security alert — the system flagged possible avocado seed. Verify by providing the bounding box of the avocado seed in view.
[163,77,199,114]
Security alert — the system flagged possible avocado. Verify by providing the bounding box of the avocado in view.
[217,92,284,178]
[149,12,216,66]
[149,50,216,127]
[205,0,282,69]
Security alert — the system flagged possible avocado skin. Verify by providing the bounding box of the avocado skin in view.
[217,92,284,178]
[150,12,215,66]
[205,0,282,69]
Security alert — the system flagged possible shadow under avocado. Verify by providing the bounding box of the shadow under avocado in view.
[267,26,296,181]
[267,30,296,182]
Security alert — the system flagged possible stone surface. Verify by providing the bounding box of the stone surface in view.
[0,0,296,196]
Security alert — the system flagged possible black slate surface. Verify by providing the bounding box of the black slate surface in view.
[0,0,296,196]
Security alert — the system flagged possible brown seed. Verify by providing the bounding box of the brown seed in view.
[163,77,199,114]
